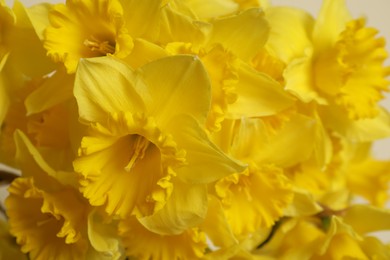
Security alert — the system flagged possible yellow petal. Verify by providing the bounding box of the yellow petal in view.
[265,6,314,63]
[209,8,269,61]
[321,105,390,142]
[284,55,327,104]
[74,56,145,123]
[343,205,390,235]
[180,0,239,19]
[138,55,211,127]
[9,1,55,77]
[25,70,74,115]
[119,216,207,259]
[228,62,295,118]
[14,129,78,189]
[166,114,246,184]
[313,0,351,53]
[251,114,316,167]
[87,210,123,260]
[139,180,207,235]
[284,188,323,217]
[158,4,211,47]
[124,38,168,69]
[120,0,161,40]
[200,195,237,248]
[23,2,52,41]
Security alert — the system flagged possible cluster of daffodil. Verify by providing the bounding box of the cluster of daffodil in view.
[0,0,390,259]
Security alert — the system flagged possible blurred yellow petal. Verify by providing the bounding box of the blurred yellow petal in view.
[158,3,211,47]
[228,62,295,118]
[25,70,74,115]
[139,180,207,235]
[343,205,390,235]
[201,195,238,248]
[313,0,351,53]
[179,0,238,19]
[87,210,123,260]
[124,38,168,69]
[347,159,390,207]
[23,2,52,41]
[265,6,314,63]
[209,8,269,61]
[252,114,317,167]
[119,217,207,259]
[284,188,323,217]
[321,105,390,142]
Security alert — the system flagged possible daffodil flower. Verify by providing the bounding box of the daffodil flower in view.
[73,55,245,234]
[44,0,133,74]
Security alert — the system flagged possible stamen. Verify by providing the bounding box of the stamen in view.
[124,136,151,172]
[84,35,115,55]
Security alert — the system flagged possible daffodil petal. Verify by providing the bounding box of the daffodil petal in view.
[25,70,74,115]
[209,8,269,61]
[138,55,211,127]
[14,130,78,189]
[265,6,314,63]
[228,62,295,118]
[321,106,390,142]
[284,188,323,217]
[139,180,208,235]
[87,210,123,260]
[343,205,390,235]
[124,38,168,69]
[9,1,55,77]
[158,4,211,47]
[182,0,238,19]
[201,195,238,248]
[166,114,246,183]
[313,0,351,53]
[23,2,52,41]
[74,56,146,123]
[284,55,327,104]
[252,114,316,167]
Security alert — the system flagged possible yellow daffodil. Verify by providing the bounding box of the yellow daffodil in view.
[6,130,124,260]
[211,117,298,238]
[44,0,133,74]
[266,0,390,142]
[73,55,245,234]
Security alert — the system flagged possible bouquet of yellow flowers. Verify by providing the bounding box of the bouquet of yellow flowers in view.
[0,0,390,259]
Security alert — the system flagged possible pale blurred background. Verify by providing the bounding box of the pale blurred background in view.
[2,0,390,242]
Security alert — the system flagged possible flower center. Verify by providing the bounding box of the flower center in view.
[84,35,115,55]
[124,135,151,172]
